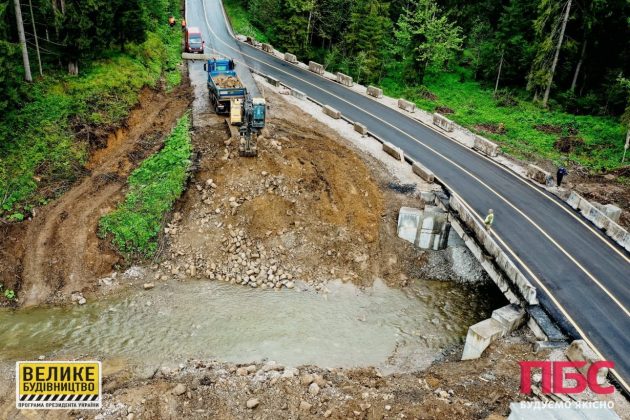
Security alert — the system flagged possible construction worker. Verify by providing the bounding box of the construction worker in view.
[181,19,187,30]
[484,209,494,230]
[556,166,568,187]
[168,16,175,27]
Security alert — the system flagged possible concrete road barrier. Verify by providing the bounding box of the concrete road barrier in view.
[266,76,280,87]
[383,142,404,161]
[308,61,325,75]
[398,99,416,113]
[526,164,551,185]
[322,105,341,119]
[473,135,500,157]
[284,53,298,63]
[367,86,383,99]
[593,202,621,223]
[412,162,434,183]
[336,72,353,87]
[432,113,454,132]
[290,89,307,100]
[354,122,368,135]
[261,43,273,53]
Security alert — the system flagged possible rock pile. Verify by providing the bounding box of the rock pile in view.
[209,226,297,290]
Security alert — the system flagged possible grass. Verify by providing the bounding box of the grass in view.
[0,25,183,219]
[380,70,627,171]
[98,114,192,257]
[223,0,269,43]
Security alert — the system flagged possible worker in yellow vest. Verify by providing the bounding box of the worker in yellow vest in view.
[484,209,494,230]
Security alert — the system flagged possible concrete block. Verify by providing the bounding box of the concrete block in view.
[382,142,404,161]
[412,162,435,183]
[353,122,368,135]
[584,203,610,230]
[566,340,608,385]
[526,164,551,185]
[284,53,298,63]
[261,43,273,53]
[308,61,325,75]
[335,72,353,87]
[266,76,280,87]
[415,206,450,250]
[593,203,622,223]
[566,191,583,209]
[420,191,436,203]
[367,85,383,99]
[291,89,307,101]
[605,222,630,252]
[398,99,416,113]
[461,318,504,360]
[322,105,341,119]
[432,113,454,132]
[546,186,571,201]
[491,304,526,334]
[397,207,422,244]
[473,135,500,157]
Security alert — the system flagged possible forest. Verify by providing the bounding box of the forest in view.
[226,0,630,169]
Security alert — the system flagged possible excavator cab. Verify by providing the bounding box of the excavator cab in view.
[238,95,266,157]
[251,98,266,129]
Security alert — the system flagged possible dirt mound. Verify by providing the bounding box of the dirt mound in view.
[435,105,454,115]
[475,123,506,135]
[419,86,438,101]
[533,123,562,134]
[11,81,192,306]
[554,136,584,153]
[157,89,459,293]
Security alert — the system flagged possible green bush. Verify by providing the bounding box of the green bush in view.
[99,114,192,257]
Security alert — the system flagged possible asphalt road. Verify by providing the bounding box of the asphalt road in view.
[187,0,630,390]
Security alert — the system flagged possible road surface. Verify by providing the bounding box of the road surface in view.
[186,0,630,391]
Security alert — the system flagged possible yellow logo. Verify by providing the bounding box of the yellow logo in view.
[16,361,102,409]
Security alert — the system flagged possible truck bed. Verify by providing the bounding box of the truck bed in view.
[213,74,243,89]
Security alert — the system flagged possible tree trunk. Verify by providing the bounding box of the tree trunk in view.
[570,38,586,92]
[494,51,504,94]
[28,0,43,77]
[543,0,572,108]
[68,60,78,75]
[13,0,32,82]
[305,10,312,49]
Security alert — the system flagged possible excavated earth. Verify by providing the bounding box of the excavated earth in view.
[0,79,192,307]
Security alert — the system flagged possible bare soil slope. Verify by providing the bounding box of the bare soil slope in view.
[0,82,191,307]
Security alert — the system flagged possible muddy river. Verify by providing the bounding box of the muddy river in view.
[0,279,503,371]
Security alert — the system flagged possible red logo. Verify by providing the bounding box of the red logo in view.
[519,360,615,395]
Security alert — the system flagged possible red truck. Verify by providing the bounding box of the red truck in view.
[184,27,205,54]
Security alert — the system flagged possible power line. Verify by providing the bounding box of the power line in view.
[24,30,67,46]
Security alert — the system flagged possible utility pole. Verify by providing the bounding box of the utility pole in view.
[543,0,572,107]
[13,0,32,82]
[28,0,43,77]
[494,51,504,95]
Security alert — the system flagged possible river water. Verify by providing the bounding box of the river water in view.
[0,278,503,371]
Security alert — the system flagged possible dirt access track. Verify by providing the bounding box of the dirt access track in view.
[0,81,192,307]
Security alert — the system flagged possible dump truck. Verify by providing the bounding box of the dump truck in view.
[204,58,247,114]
